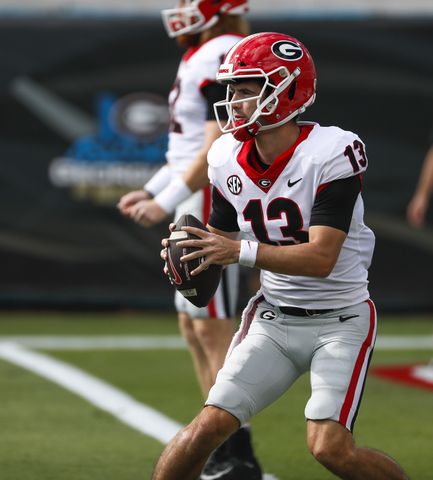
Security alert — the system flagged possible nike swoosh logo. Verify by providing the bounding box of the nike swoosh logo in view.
[287,178,302,187]
[11,76,96,141]
[339,314,359,322]
[200,465,234,480]
[167,248,183,286]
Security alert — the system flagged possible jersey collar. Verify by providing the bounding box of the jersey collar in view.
[237,124,314,193]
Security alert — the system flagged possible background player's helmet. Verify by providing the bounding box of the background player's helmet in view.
[162,0,249,38]
[214,32,317,142]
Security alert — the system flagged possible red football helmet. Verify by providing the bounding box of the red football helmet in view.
[214,32,317,141]
[162,0,248,38]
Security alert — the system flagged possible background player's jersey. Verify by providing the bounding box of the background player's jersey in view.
[208,122,375,309]
[166,34,243,176]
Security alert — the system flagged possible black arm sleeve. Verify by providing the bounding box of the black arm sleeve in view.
[208,186,240,232]
[201,82,228,121]
[310,175,362,233]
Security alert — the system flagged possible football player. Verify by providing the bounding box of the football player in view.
[153,32,409,480]
[117,1,262,478]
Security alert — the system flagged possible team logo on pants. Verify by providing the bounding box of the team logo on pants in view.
[260,310,276,320]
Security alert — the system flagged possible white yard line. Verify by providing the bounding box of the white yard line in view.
[0,334,431,350]
[0,342,182,444]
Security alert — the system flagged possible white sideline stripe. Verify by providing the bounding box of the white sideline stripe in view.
[0,334,431,350]
[0,335,187,350]
[375,335,433,350]
[0,342,182,444]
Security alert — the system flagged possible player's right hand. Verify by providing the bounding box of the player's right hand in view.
[117,190,151,215]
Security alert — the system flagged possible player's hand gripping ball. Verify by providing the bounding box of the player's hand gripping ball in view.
[166,214,222,307]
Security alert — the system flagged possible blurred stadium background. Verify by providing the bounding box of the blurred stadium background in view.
[0,1,432,479]
[1,0,433,311]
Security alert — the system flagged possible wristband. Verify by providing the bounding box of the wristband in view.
[154,176,192,214]
[144,165,171,197]
[239,239,259,268]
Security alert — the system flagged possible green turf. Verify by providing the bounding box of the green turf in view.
[0,312,432,479]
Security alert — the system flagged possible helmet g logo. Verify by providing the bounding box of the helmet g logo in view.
[271,41,303,61]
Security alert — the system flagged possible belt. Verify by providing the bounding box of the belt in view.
[278,306,335,317]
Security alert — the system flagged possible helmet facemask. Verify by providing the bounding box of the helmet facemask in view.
[162,0,249,38]
[161,1,211,38]
[214,66,302,141]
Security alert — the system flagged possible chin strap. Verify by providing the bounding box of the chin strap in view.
[232,119,262,142]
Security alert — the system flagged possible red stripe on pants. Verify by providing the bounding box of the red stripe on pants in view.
[339,299,376,427]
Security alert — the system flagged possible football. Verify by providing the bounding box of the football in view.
[166,214,222,308]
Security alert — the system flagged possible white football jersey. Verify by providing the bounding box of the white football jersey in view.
[208,122,376,309]
[166,34,243,176]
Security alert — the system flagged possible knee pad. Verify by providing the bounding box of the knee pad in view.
[206,379,254,426]
[305,389,339,421]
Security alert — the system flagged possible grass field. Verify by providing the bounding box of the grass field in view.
[0,311,432,480]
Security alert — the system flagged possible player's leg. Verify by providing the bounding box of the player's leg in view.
[307,419,409,479]
[152,405,239,480]
[192,316,236,389]
[193,266,238,385]
[177,311,212,398]
[191,267,264,479]
[177,264,238,397]
[204,296,307,476]
[305,300,408,479]
[174,189,226,397]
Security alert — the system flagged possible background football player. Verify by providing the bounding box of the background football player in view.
[117,1,262,478]
[154,32,409,480]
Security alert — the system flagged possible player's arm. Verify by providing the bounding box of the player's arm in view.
[182,120,222,192]
[254,175,360,276]
[172,80,228,194]
[254,226,346,277]
[407,144,433,227]
[180,175,361,277]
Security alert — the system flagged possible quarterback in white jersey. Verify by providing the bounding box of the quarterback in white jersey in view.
[208,122,375,310]
[154,33,408,480]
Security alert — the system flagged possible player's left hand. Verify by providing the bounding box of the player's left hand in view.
[129,200,168,227]
[177,226,240,276]
[161,223,176,277]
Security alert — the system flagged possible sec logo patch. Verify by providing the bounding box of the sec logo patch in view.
[227,175,242,195]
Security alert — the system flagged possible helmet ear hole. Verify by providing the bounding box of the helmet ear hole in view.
[288,81,297,100]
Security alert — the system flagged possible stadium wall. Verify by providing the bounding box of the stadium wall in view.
[1,15,432,312]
